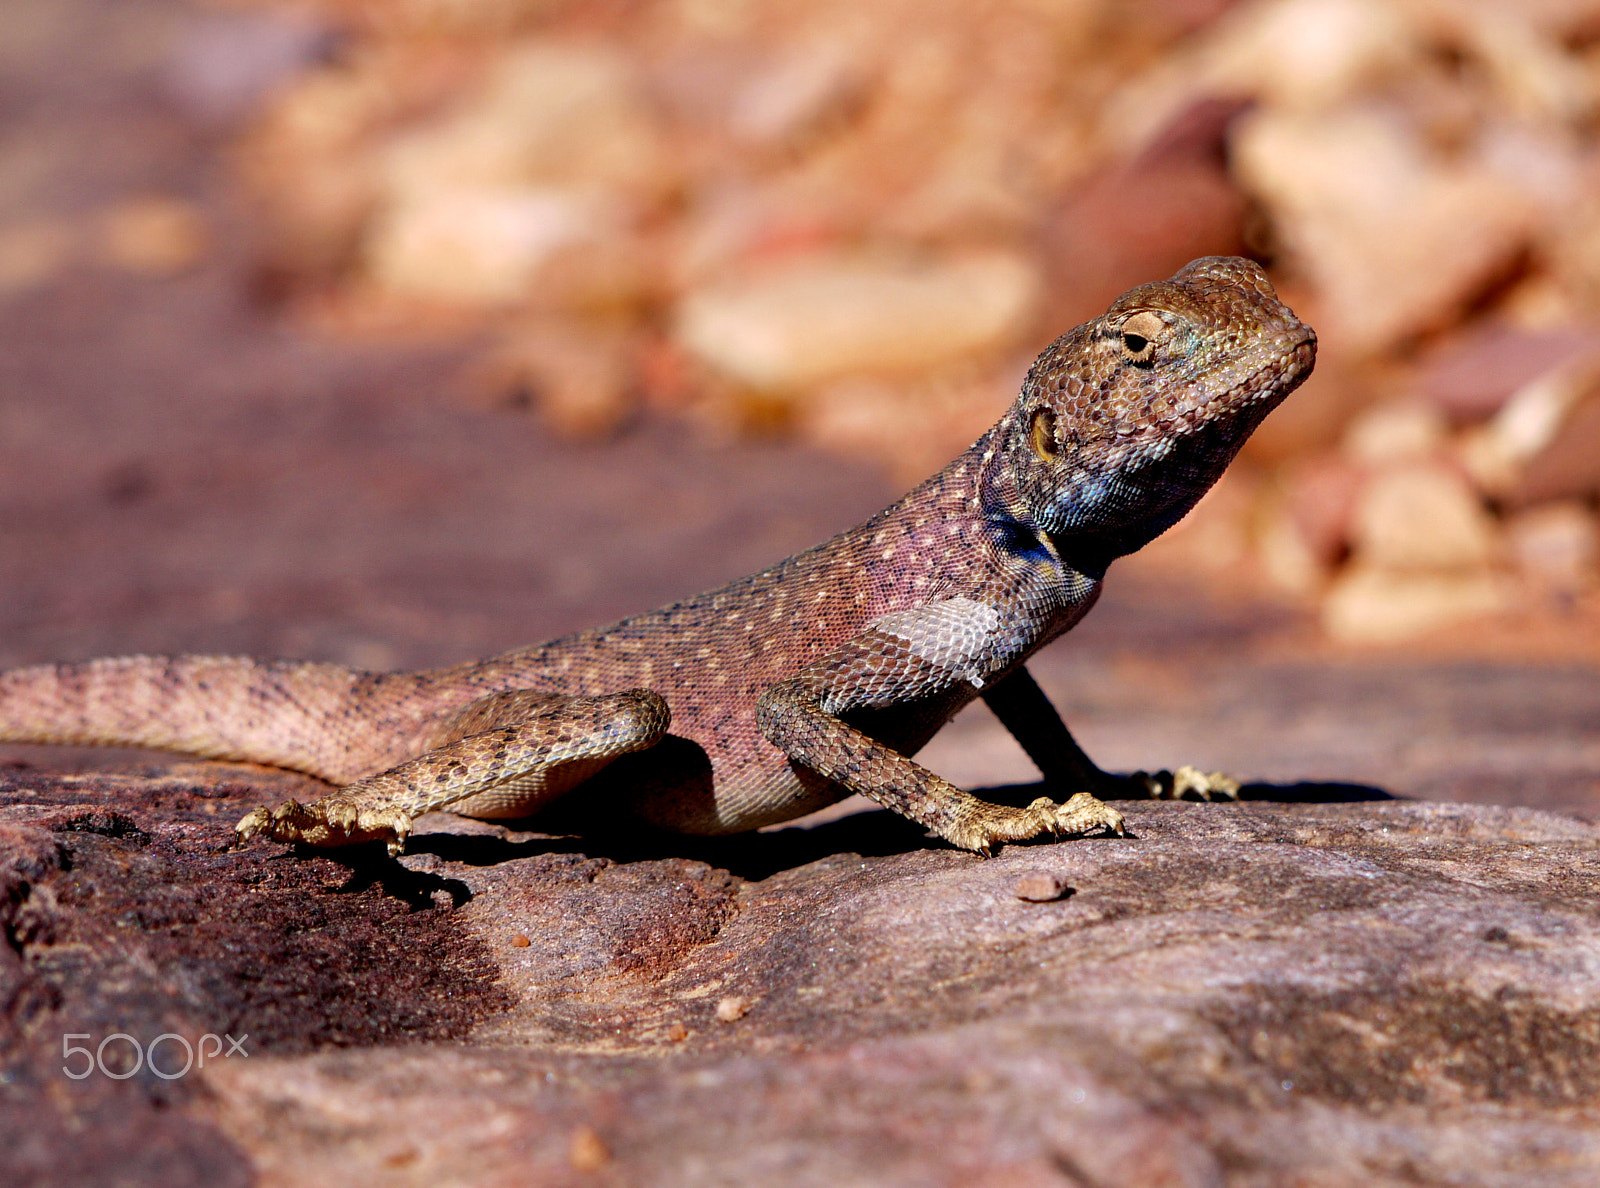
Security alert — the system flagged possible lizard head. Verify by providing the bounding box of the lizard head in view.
[984,256,1316,570]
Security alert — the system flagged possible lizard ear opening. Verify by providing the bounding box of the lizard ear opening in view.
[1028,406,1059,460]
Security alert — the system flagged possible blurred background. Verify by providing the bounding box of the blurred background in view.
[3,0,1599,805]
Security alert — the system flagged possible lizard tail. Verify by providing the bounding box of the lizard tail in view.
[0,655,428,784]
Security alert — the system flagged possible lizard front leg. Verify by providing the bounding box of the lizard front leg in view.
[236,688,669,854]
[755,603,1124,854]
[981,667,1240,801]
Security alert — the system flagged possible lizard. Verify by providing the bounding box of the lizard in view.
[0,256,1314,857]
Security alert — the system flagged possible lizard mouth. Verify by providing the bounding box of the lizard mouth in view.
[1127,328,1317,448]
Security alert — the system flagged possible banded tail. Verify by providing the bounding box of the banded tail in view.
[0,655,438,785]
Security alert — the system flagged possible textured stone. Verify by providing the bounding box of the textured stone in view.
[1011,870,1070,901]
[8,767,1600,1187]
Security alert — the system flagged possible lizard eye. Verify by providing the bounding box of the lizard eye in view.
[1119,311,1164,365]
[1028,406,1059,460]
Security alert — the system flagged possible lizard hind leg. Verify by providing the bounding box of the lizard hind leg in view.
[235,688,670,855]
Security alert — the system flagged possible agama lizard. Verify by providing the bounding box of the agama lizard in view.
[0,257,1315,856]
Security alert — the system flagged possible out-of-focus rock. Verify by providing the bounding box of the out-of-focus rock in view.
[364,187,609,306]
[0,218,75,295]
[1506,501,1599,594]
[1042,98,1250,327]
[1100,0,1414,150]
[799,369,1014,484]
[1322,447,1512,650]
[1322,564,1510,643]
[379,41,668,205]
[1340,399,1447,466]
[1240,353,1369,464]
[465,321,638,437]
[1258,452,1362,592]
[1428,2,1596,128]
[98,196,208,275]
[727,36,868,152]
[1257,505,1323,594]
[1458,352,1600,499]
[358,40,667,307]
[162,9,335,130]
[675,250,1040,390]
[1413,324,1600,423]
[1231,105,1536,353]
[1107,0,1590,152]
[237,56,420,281]
[1131,467,1259,577]
[1513,389,1600,507]
[567,1126,610,1173]
[1478,125,1589,226]
[1555,196,1600,318]
[1282,454,1363,563]
[1350,463,1498,574]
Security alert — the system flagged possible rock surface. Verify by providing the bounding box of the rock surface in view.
[5,763,1600,1187]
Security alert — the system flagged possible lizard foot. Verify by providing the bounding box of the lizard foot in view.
[1124,766,1240,801]
[1052,791,1127,836]
[235,797,414,856]
[954,793,1125,855]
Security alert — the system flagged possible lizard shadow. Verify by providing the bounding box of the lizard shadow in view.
[1099,779,1395,804]
[304,848,478,909]
[400,810,938,884]
[388,775,1395,885]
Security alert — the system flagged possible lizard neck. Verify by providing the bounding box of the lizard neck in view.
[970,397,1268,579]
[905,423,1106,612]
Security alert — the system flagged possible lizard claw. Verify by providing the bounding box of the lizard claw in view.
[234,805,274,847]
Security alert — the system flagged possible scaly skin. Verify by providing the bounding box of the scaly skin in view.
[0,257,1315,855]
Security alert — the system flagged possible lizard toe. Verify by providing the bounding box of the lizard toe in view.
[1170,765,1241,801]
[239,797,413,851]
[234,806,272,846]
[1053,792,1125,837]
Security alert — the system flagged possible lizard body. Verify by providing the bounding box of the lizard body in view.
[0,257,1314,854]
